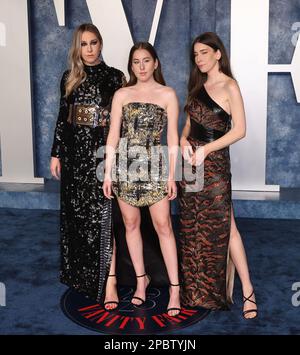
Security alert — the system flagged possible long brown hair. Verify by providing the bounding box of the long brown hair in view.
[126,42,166,87]
[185,32,234,109]
[65,23,103,97]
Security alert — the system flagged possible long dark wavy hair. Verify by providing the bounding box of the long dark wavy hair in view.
[185,32,234,110]
[126,42,166,87]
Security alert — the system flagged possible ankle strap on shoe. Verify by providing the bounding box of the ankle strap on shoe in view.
[170,283,180,287]
[243,290,256,304]
[108,274,116,277]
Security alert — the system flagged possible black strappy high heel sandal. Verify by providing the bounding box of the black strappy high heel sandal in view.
[131,273,151,306]
[167,283,181,316]
[242,290,258,319]
[103,274,119,312]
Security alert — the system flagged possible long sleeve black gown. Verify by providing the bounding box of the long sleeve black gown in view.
[51,61,125,302]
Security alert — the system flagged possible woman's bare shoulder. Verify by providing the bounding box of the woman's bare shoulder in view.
[159,85,178,100]
[114,86,135,101]
[224,77,240,95]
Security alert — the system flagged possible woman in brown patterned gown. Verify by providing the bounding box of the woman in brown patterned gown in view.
[179,32,257,319]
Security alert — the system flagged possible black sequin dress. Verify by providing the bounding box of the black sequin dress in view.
[51,61,125,301]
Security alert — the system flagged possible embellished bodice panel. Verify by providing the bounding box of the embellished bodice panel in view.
[120,102,167,147]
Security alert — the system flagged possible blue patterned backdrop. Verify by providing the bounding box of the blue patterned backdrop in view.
[267,0,300,187]
[29,0,300,188]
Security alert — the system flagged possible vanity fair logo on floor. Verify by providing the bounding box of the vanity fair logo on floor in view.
[61,286,209,334]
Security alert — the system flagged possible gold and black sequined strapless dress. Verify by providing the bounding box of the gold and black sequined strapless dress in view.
[112,102,168,207]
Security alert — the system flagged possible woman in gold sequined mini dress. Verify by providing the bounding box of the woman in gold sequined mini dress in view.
[103,42,181,316]
[112,101,168,207]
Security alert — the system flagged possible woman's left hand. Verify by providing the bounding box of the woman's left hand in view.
[167,180,177,200]
[189,145,209,166]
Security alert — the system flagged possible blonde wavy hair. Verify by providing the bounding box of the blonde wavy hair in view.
[65,23,103,97]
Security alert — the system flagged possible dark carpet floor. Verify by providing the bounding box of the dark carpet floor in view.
[0,208,299,335]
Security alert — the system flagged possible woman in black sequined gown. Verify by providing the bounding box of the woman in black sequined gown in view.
[50,24,125,308]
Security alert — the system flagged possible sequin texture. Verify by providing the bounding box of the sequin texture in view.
[51,61,125,301]
[112,102,168,207]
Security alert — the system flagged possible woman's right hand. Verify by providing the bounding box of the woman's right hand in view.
[50,157,61,180]
[103,177,114,199]
[180,137,193,161]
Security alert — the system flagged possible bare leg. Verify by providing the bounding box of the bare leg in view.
[104,238,118,310]
[149,197,180,316]
[117,198,150,306]
[229,206,257,318]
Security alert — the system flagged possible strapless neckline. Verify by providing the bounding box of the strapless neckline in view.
[123,102,167,112]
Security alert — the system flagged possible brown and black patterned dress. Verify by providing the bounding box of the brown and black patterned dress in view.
[179,85,234,310]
